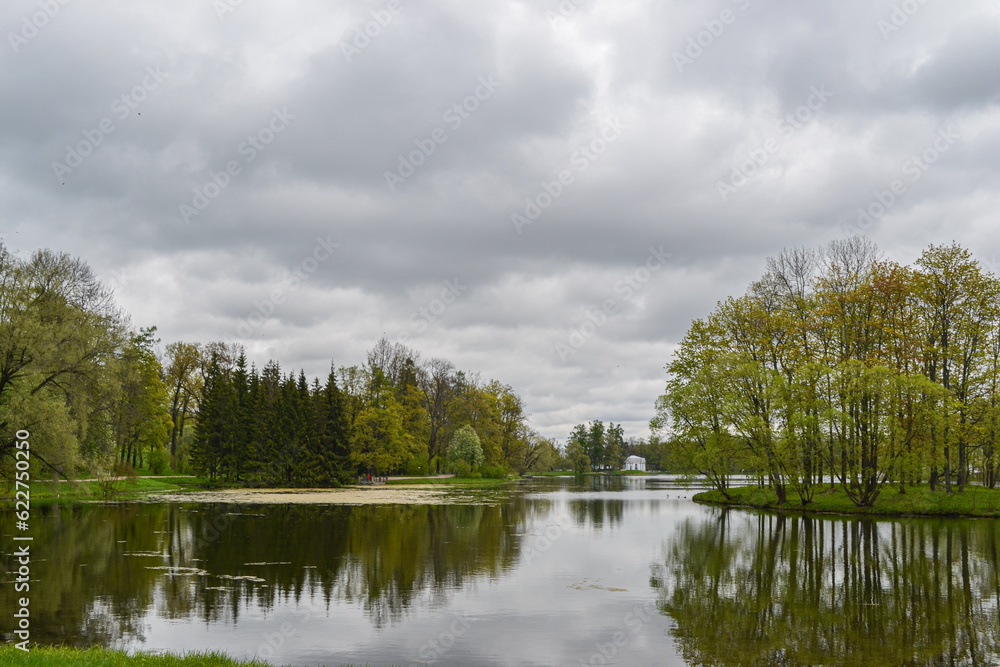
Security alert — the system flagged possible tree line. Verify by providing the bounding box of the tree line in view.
[0,244,171,480]
[654,238,1000,507]
[0,243,547,485]
[186,338,547,484]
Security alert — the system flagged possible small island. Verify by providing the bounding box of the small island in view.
[694,483,1000,518]
[653,240,1000,522]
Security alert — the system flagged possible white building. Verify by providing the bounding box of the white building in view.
[624,455,646,472]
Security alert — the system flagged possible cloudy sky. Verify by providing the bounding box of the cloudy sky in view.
[2,0,999,441]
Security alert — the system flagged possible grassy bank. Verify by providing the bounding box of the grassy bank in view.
[694,483,1000,517]
[0,645,384,666]
[2,476,210,506]
[384,476,513,486]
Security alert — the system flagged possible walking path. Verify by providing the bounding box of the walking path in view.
[38,475,197,483]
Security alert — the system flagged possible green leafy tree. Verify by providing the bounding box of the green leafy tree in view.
[351,369,414,474]
[163,341,201,468]
[0,244,128,477]
[448,424,484,468]
[565,439,590,474]
[110,327,172,470]
[656,238,1000,507]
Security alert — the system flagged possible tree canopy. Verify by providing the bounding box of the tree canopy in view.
[0,244,535,486]
[654,239,1000,507]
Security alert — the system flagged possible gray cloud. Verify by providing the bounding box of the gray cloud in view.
[3,0,1000,440]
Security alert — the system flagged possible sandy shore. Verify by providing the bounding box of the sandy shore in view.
[150,486,454,505]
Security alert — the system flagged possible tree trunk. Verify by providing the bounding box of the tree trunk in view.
[944,445,952,494]
[957,440,967,492]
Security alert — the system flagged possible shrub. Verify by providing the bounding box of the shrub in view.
[480,463,508,479]
[95,458,138,499]
[406,454,429,476]
[448,460,473,478]
[149,448,170,475]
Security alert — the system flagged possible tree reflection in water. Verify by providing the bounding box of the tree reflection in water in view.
[652,509,1000,666]
[0,499,532,647]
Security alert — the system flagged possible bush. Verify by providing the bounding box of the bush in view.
[406,454,429,476]
[149,449,170,475]
[448,460,473,478]
[430,455,444,474]
[480,463,508,479]
[95,458,138,499]
[114,460,137,479]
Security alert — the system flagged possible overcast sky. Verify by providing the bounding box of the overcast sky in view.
[2,0,999,442]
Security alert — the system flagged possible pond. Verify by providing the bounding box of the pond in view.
[3,476,999,666]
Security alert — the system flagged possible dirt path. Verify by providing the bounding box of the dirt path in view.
[41,475,198,483]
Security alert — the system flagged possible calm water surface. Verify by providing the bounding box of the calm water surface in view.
[3,476,1000,666]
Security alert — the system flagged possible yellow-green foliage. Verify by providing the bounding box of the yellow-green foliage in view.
[695,483,1000,517]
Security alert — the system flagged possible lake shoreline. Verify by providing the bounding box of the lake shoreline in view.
[148,485,467,505]
[0,644,374,666]
[693,483,1000,518]
[4,475,518,507]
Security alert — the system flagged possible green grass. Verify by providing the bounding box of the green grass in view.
[694,482,1000,517]
[1,476,212,506]
[0,645,386,666]
[0,645,377,666]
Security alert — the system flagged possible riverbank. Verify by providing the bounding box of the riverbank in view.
[384,476,513,486]
[0,645,374,666]
[3,476,514,507]
[151,485,463,505]
[1,476,208,506]
[694,483,1000,517]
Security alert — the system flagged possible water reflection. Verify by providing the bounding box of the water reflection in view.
[1,499,534,647]
[10,478,997,666]
[653,509,1000,666]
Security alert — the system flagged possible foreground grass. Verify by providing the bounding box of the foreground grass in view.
[0,645,385,666]
[695,483,1000,517]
